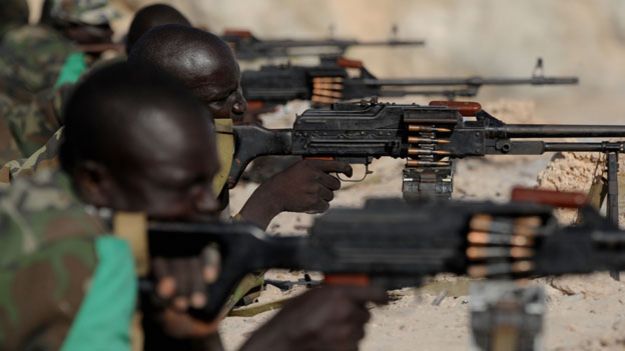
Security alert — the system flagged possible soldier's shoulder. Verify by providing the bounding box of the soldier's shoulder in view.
[0,25,77,95]
[2,25,69,49]
[0,170,105,264]
[4,87,64,156]
[0,93,22,165]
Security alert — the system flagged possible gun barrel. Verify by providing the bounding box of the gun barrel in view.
[493,124,625,138]
[259,39,425,49]
[363,76,579,87]
[542,142,625,153]
[345,39,426,47]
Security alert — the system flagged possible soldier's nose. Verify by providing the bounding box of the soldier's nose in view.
[232,94,247,114]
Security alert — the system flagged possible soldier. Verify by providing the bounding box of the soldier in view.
[0,0,80,100]
[128,24,351,229]
[125,3,192,54]
[0,0,119,161]
[0,171,135,350]
[59,61,382,350]
[127,24,360,349]
[0,2,191,179]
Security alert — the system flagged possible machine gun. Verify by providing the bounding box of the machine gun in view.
[241,57,578,113]
[229,100,624,222]
[221,27,424,60]
[146,189,625,321]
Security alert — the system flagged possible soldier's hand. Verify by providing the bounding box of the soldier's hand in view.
[152,246,220,312]
[240,159,352,229]
[239,285,387,351]
[149,247,221,339]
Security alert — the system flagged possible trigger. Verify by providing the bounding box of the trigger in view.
[338,164,372,182]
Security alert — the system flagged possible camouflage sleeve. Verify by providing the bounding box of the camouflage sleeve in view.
[0,94,22,166]
[0,25,77,97]
[4,89,63,156]
[0,170,107,350]
[0,127,63,185]
[0,237,98,350]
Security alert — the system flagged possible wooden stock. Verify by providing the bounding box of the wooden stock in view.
[429,101,482,116]
[78,42,124,53]
[511,187,588,208]
[246,100,265,111]
[336,56,364,69]
[324,274,370,286]
[223,29,253,38]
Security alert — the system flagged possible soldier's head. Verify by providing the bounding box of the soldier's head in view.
[126,4,191,54]
[128,24,247,120]
[0,0,30,37]
[60,62,220,220]
[40,0,114,44]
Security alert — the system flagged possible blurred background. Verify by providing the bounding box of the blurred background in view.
[29,0,625,123]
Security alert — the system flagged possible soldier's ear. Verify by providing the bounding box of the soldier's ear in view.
[72,160,116,208]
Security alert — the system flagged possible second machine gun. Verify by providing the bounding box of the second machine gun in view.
[241,57,578,114]
[229,100,625,223]
[221,28,425,61]
[146,189,625,322]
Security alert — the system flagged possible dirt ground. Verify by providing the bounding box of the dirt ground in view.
[223,99,625,351]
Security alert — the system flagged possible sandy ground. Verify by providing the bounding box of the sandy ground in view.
[222,99,625,351]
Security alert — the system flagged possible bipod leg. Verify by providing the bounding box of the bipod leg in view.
[607,152,620,280]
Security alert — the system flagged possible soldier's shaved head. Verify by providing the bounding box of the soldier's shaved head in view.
[61,61,220,218]
[128,24,246,120]
[126,4,191,54]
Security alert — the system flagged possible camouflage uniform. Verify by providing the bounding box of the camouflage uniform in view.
[45,0,116,25]
[0,0,29,39]
[0,170,135,350]
[0,94,22,165]
[0,25,77,101]
[4,87,66,157]
[0,127,63,185]
[0,0,116,100]
[0,0,116,158]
